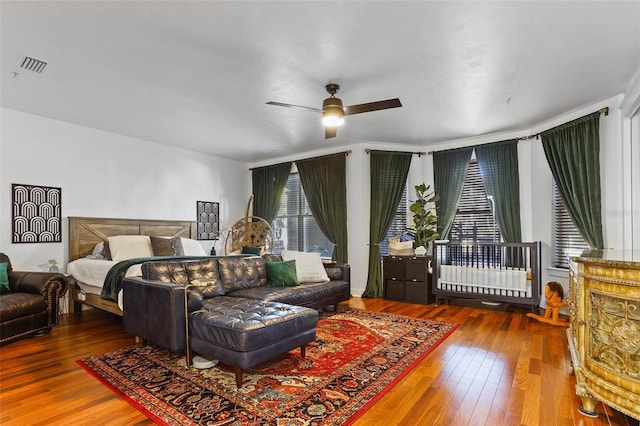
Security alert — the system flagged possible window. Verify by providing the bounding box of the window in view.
[552,179,589,268]
[272,173,333,257]
[449,159,501,243]
[379,184,408,256]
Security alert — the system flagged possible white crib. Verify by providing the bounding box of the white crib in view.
[433,241,542,310]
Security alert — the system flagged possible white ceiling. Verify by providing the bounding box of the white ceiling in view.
[2,1,639,163]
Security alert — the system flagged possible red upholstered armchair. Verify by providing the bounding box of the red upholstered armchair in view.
[0,253,68,345]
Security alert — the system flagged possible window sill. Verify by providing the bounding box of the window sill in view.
[547,267,569,279]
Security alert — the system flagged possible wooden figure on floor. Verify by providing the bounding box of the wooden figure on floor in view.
[526,281,569,327]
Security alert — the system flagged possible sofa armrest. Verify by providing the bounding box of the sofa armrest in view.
[122,276,187,352]
[8,271,68,301]
[7,271,68,326]
[324,263,350,283]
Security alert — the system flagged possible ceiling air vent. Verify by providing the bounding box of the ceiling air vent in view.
[17,55,47,74]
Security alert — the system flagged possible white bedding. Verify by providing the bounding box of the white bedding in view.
[67,236,206,311]
[67,258,143,310]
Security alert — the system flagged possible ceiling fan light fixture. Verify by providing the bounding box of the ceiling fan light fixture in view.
[322,97,345,127]
[266,82,402,138]
[322,109,344,127]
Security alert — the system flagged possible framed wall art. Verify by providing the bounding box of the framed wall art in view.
[12,183,62,243]
[196,201,219,240]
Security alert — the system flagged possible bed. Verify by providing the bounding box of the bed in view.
[67,216,198,316]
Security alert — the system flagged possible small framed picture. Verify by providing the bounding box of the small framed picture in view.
[196,201,219,240]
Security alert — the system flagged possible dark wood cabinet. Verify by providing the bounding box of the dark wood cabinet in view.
[383,255,433,304]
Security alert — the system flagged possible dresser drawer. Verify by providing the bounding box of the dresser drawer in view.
[405,281,427,304]
[383,257,404,279]
[405,258,427,281]
[384,279,405,300]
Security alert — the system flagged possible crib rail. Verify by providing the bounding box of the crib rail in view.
[433,241,542,309]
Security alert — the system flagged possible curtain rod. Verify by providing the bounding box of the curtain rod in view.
[249,150,351,170]
[427,106,610,154]
[514,107,609,142]
[516,134,540,142]
[365,149,427,157]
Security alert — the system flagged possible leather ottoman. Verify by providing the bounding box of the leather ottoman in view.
[187,296,318,387]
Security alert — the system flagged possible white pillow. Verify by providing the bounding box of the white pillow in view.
[281,250,329,283]
[107,235,153,261]
[180,238,207,256]
[90,241,106,259]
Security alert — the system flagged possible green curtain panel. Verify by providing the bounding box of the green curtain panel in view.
[251,162,293,224]
[362,151,412,298]
[475,139,522,243]
[296,153,348,263]
[433,147,473,239]
[541,112,604,249]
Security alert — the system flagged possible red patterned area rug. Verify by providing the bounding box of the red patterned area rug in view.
[78,308,458,425]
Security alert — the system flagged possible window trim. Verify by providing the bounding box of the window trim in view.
[449,158,502,244]
[272,172,333,257]
[551,178,589,269]
[380,183,408,256]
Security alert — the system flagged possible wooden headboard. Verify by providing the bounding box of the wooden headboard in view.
[68,216,197,261]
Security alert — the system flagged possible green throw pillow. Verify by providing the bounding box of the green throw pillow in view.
[266,260,300,287]
[0,262,10,294]
[241,246,262,255]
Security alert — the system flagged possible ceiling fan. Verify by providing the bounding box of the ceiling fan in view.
[266,83,402,139]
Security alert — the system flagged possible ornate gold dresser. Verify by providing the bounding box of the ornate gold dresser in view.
[568,250,640,420]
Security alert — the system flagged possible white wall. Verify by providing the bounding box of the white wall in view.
[1,108,250,271]
[620,67,640,250]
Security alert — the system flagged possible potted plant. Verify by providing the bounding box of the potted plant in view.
[406,183,440,255]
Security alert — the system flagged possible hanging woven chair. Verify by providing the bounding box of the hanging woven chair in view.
[223,216,273,254]
[223,195,274,254]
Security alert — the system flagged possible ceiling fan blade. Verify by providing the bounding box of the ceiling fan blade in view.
[344,98,402,116]
[266,101,321,113]
[325,127,337,139]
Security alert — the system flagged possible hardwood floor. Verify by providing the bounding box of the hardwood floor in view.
[0,298,637,426]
